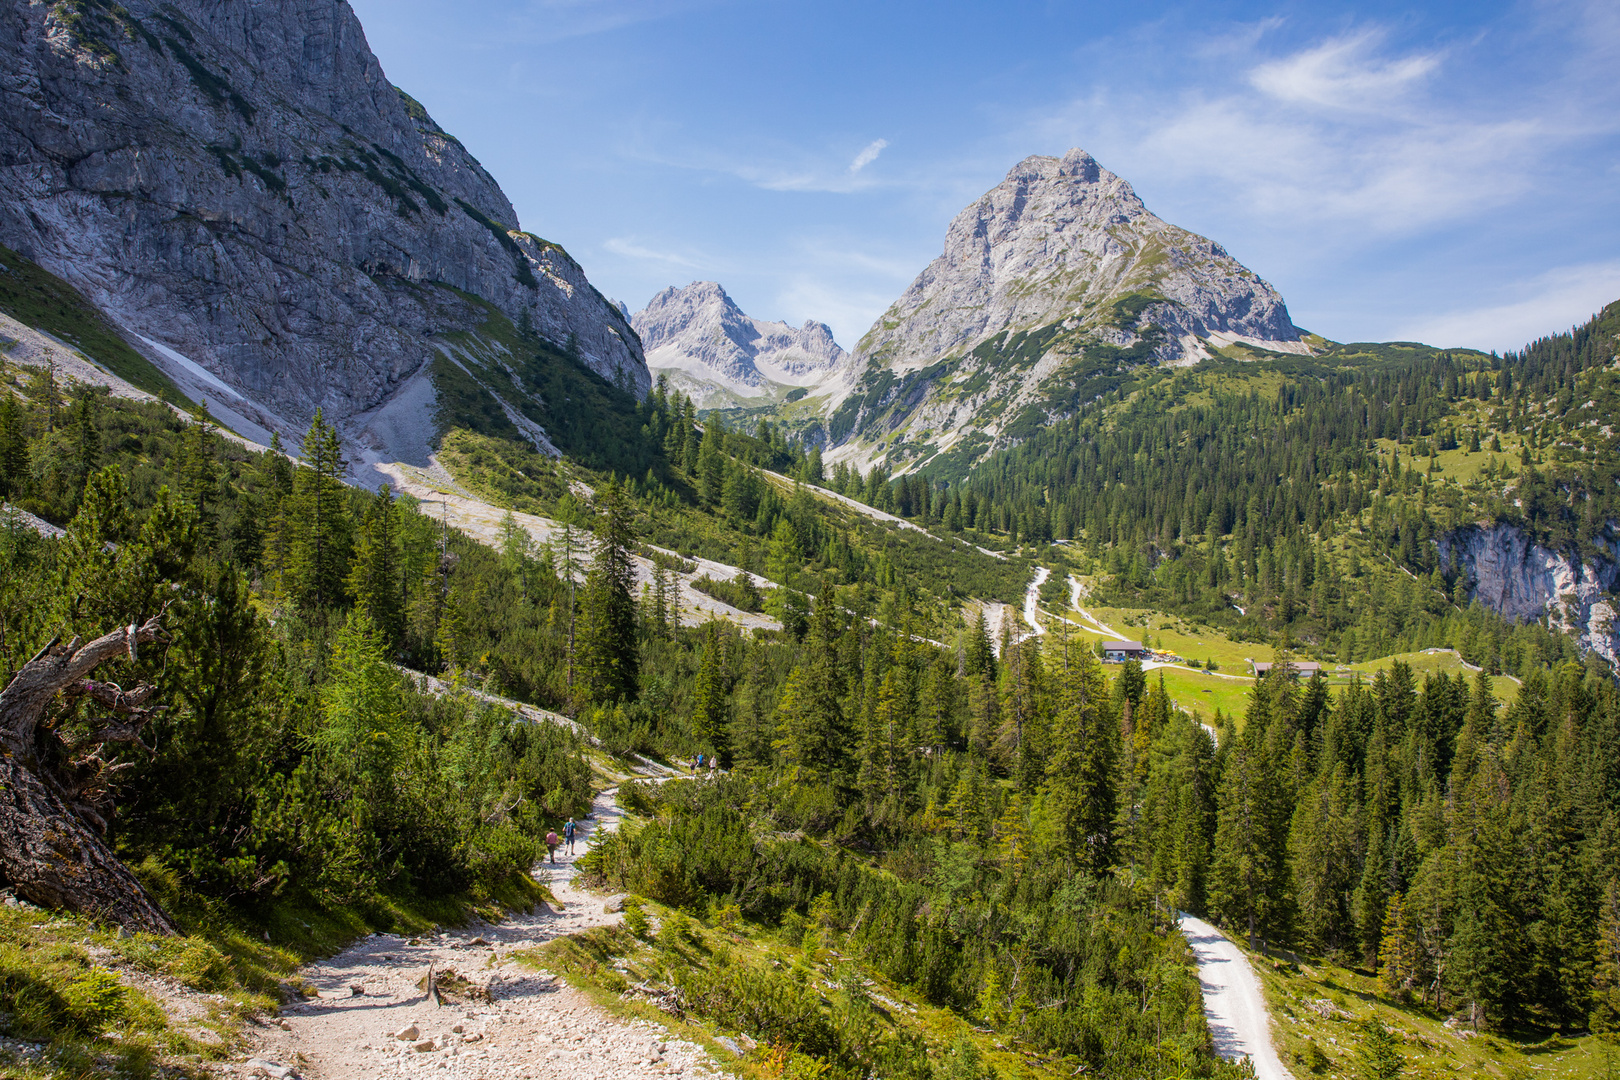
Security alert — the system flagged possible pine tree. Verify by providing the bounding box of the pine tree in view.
[575,481,638,703]
[691,621,730,763]
[0,392,28,498]
[347,484,404,648]
[288,408,351,612]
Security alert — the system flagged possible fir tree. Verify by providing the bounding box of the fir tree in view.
[347,484,405,648]
[576,481,638,703]
[288,408,351,612]
[692,621,730,763]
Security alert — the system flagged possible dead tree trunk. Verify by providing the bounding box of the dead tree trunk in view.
[0,615,175,934]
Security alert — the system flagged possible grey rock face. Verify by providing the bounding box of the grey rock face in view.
[1438,523,1620,665]
[855,148,1304,369]
[633,281,845,406]
[0,0,646,451]
[813,148,1309,471]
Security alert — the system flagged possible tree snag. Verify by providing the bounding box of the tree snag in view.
[0,614,176,934]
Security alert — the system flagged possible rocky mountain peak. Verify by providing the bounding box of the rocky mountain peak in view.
[633,282,846,408]
[812,147,1311,472]
[0,0,647,474]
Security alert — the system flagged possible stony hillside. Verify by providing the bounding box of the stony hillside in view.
[780,148,1312,475]
[633,281,846,407]
[0,0,647,475]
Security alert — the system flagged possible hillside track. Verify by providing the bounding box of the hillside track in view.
[1178,913,1293,1080]
[242,770,723,1080]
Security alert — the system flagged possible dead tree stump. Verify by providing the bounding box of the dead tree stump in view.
[0,615,175,934]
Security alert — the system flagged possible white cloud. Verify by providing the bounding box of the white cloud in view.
[1392,262,1620,352]
[603,236,702,268]
[1248,31,1440,111]
[849,138,889,173]
[1028,14,1620,243]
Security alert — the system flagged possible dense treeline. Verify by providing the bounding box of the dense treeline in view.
[585,586,1620,1046]
[0,372,595,922]
[813,304,1620,669]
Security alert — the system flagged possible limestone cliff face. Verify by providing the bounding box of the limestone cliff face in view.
[0,0,646,459]
[806,148,1309,473]
[633,282,846,408]
[1438,524,1620,665]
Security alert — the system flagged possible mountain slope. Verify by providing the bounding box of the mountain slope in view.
[0,0,647,474]
[792,148,1310,474]
[633,281,846,407]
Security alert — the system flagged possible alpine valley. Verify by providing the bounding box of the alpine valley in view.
[1,5,1619,1080]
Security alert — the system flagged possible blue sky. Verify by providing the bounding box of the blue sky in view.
[349,0,1620,354]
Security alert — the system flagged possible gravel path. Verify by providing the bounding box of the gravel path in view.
[239,777,719,1080]
[1178,913,1293,1080]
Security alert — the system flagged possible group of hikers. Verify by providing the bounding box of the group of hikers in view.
[538,752,721,864]
[543,816,578,863]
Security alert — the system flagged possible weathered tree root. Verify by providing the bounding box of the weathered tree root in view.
[0,615,175,934]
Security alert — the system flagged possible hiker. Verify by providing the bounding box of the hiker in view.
[708,757,717,777]
[545,827,559,863]
[564,817,577,855]
[694,752,703,774]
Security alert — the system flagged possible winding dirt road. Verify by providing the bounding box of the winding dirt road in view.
[1178,913,1293,1080]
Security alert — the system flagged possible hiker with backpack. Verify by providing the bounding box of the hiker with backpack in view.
[564,817,577,855]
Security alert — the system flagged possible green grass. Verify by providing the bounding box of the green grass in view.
[1150,665,1256,720]
[1255,948,1614,1080]
[1341,648,1520,703]
[0,243,189,405]
[527,892,1056,1080]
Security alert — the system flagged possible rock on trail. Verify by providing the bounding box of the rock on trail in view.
[242,774,720,1080]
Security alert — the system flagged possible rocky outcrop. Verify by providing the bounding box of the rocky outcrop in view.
[633,282,845,407]
[1438,523,1620,665]
[804,149,1309,473]
[0,0,646,465]
[856,149,1304,369]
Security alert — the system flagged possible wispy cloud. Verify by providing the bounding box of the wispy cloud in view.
[603,236,703,268]
[1248,31,1441,112]
[504,0,719,45]
[1028,11,1620,243]
[849,138,889,173]
[1393,261,1620,352]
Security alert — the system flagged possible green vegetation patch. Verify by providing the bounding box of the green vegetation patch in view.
[0,244,189,404]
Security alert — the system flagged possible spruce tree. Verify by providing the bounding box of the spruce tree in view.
[1043,644,1116,872]
[0,392,28,498]
[1210,728,1291,948]
[576,481,638,703]
[347,484,404,648]
[691,621,730,763]
[288,408,351,612]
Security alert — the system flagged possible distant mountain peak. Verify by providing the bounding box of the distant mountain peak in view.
[817,146,1311,472]
[633,282,846,407]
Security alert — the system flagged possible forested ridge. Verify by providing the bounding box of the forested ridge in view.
[2,289,1619,1078]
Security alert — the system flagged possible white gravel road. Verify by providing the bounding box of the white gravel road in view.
[1178,913,1293,1080]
